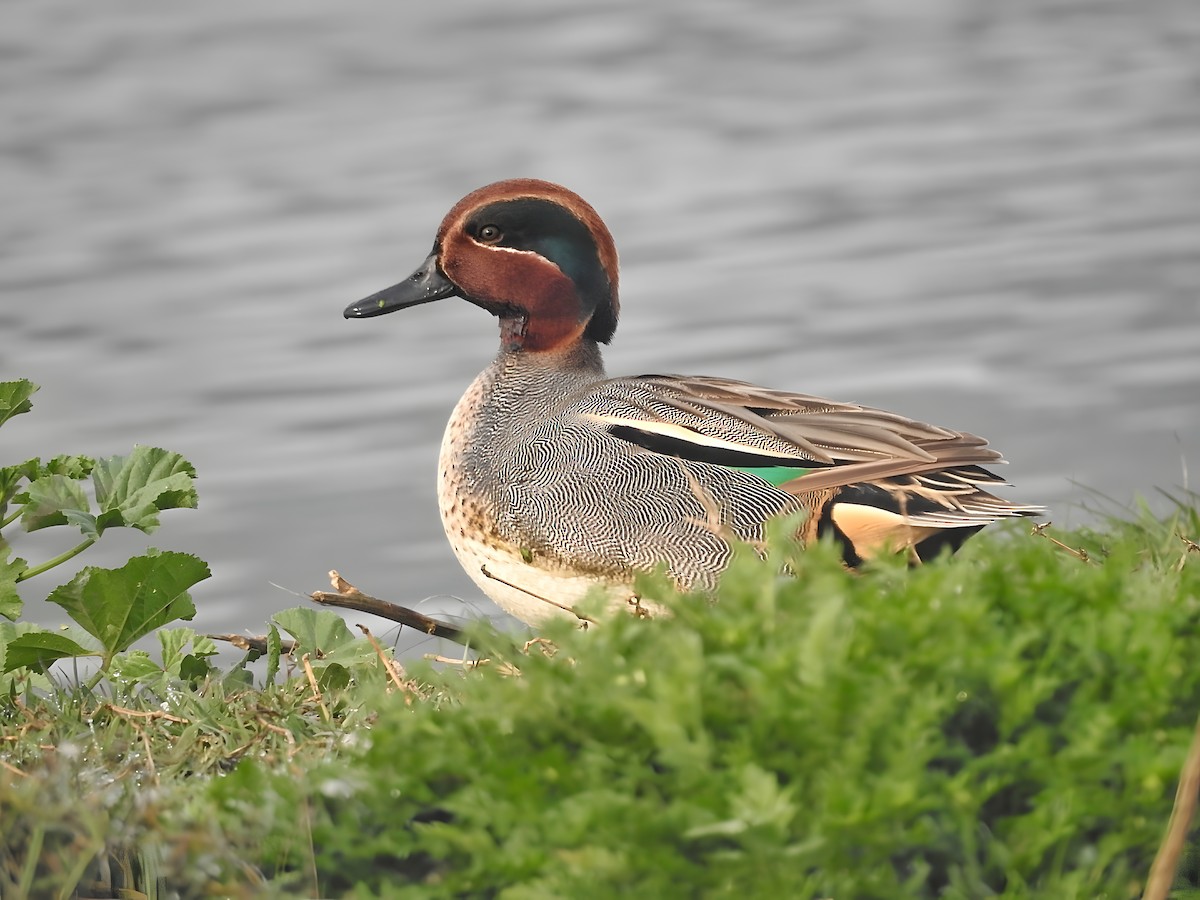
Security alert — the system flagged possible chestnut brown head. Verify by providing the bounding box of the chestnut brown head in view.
[345,179,620,353]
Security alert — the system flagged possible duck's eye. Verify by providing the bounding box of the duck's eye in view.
[477,224,503,244]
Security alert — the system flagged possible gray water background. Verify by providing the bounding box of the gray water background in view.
[4,1,1199,652]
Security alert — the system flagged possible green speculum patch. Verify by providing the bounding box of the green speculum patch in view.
[734,466,812,486]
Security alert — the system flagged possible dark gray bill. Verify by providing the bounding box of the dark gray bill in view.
[343,251,457,318]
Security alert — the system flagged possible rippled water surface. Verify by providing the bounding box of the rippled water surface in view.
[4,1,1199,645]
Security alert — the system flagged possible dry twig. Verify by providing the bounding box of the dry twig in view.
[478,564,596,625]
[1145,712,1200,900]
[356,623,424,703]
[424,653,521,676]
[257,717,295,744]
[106,703,189,724]
[1031,521,1091,562]
[207,633,297,655]
[312,570,472,643]
[300,654,329,721]
[1173,534,1199,573]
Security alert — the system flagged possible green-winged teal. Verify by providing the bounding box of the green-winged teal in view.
[345,179,1041,625]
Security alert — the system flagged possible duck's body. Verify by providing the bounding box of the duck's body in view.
[347,179,1040,625]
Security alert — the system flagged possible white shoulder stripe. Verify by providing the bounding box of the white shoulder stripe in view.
[582,413,804,462]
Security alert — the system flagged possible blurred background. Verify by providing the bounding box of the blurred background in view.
[4,0,1199,652]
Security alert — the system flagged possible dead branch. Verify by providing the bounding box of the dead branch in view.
[208,633,297,655]
[309,570,471,645]
[1030,521,1091,562]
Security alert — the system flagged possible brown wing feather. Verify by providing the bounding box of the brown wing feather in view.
[777,436,1002,494]
[617,374,1042,522]
[636,374,988,470]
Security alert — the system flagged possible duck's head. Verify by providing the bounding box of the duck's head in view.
[345,179,619,353]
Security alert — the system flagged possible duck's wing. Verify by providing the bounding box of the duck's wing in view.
[581,374,997,486]
[578,374,1041,555]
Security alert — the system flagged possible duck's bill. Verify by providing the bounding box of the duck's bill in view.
[343,252,457,318]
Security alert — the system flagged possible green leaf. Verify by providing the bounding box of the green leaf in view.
[3,457,94,525]
[91,447,198,535]
[319,639,380,671]
[19,474,97,535]
[222,664,254,691]
[1,459,39,510]
[272,607,379,673]
[2,630,99,674]
[0,380,38,429]
[179,653,216,683]
[157,628,218,675]
[265,623,282,685]
[0,621,42,674]
[46,549,210,656]
[0,540,26,621]
[318,662,351,692]
[159,627,197,674]
[272,608,356,656]
[191,633,218,656]
[110,650,163,683]
[42,454,95,479]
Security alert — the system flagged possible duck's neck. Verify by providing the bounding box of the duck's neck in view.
[496,338,606,382]
[495,278,590,353]
[446,340,606,475]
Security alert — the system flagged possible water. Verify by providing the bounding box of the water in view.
[4,1,1199,649]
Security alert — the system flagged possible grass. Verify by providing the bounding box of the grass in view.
[2,498,1199,897]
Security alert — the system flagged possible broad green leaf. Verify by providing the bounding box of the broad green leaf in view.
[159,626,197,674]
[92,447,198,534]
[191,633,218,656]
[0,540,26,621]
[0,380,37,428]
[42,454,95,479]
[318,662,351,692]
[158,628,217,674]
[318,638,382,671]
[1,623,24,668]
[179,653,216,683]
[1,459,40,511]
[110,650,162,683]
[112,634,217,687]
[222,664,254,691]
[50,624,103,654]
[270,607,378,673]
[272,607,356,656]
[19,473,97,535]
[2,630,99,674]
[0,621,43,673]
[2,458,94,511]
[0,471,21,515]
[47,549,209,655]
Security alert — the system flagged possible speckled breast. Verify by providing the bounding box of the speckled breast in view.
[435,356,636,625]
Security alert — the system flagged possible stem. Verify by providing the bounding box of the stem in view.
[84,665,108,692]
[18,824,44,898]
[58,837,104,900]
[1145,711,1200,900]
[16,538,95,581]
[1,507,20,528]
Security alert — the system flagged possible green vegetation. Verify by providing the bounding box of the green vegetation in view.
[2,378,1198,898]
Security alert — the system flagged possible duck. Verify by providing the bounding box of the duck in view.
[345,178,1041,626]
